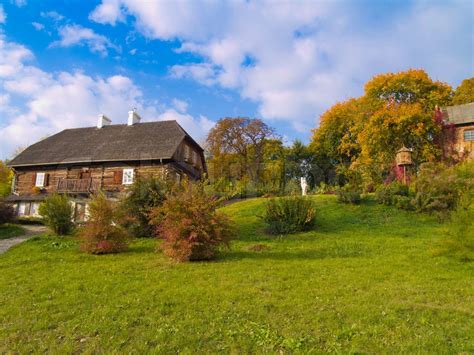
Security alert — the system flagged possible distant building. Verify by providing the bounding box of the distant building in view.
[442,102,474,160]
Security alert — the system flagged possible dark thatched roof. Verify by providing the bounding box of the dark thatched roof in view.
[9,120,202,167]
[442,102,474,125]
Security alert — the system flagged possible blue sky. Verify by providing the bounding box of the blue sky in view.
[0,0,472,159]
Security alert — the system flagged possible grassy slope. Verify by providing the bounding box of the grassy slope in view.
[0,196,472,353]
[0,224,25,240]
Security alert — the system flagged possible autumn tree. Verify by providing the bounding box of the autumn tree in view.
[310,98,369,184]
[0,161,13,197]
[452,77,474,105]
[311,69,454,187]
[357,70,453,183]
[206,117,276,186]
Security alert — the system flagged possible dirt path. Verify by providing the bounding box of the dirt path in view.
[0,225,48,254]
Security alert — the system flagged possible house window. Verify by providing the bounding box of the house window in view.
[464,130,474,141]
[35,172,45,187]
[74,202,87,222]
[30,202,40,217]
[184,145,192,162]
[122,169,134,185]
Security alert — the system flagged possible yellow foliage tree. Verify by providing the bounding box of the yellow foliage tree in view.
[311,69,454,187]
[0,161,13,197]
[452,77,474,105]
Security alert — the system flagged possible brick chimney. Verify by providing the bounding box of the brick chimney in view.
[128,109,141,126]
[97,114,112,128]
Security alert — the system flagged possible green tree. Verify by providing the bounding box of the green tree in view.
[119,177,167,238]
[38,194,74,235]
[0,161,13,197]
[452,77,474,105]
[285,140,321,188]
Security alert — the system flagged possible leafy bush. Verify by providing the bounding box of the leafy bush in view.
[38,194,74,235]
[263,196,316,234]
[119,177,167,238]
[150,181,235,262]
[433,203,474,261]
[375,181,409,205]
[78,193,129,254]
[0,200,15,224]
[411,162,471,214]
[336,185,362,204]
[316,182,335,195]
[392,195,414,211]
[282,180,301,196]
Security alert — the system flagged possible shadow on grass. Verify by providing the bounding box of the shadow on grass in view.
[127,240,156,254]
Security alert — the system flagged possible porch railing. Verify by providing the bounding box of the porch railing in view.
[56,178,100,193]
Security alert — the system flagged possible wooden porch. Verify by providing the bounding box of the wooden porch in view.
[56,178,101,193]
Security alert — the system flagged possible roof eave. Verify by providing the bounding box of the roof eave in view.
[8,157,175,168]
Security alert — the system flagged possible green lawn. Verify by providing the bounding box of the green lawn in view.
[0,224,25,240]
[0,196,472,353]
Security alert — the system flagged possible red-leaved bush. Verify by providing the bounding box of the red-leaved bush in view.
[78,193,129,254]
[150,181,235,262]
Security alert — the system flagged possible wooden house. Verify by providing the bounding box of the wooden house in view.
[6,111,206,221]
[442,102,474,159]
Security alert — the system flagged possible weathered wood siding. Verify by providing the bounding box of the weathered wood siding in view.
[455,124,474,159]
[13,162,176,196]
[174,140,206,175]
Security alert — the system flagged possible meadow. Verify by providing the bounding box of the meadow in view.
[0,195,472,353]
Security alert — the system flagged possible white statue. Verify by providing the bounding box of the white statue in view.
[300,177,308,196]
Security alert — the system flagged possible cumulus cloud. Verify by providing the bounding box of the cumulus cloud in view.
[31,22,45,31]
[50,24,120,56]
[90,0,473,132]
[0,34,213,159]
[89,0,125,25]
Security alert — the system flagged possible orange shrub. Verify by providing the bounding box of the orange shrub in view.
[78,193,129,254]
[150,181,235,262]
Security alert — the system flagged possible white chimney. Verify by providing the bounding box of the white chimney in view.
[128,109,141,126]
[97,114,112,128]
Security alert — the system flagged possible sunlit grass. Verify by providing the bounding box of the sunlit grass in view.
[0,195,472,353]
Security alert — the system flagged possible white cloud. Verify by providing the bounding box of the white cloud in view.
[40,11,64,22]
[90,0,473,132]
[31,22,45,31]
[157,109,214,145]
[89,0,125,25]
[0,34,213,159]
[171,98,188,113]
[50,24,120,57]
[0,5,6,24]
[170,63,218,86]
[13,0,27,7]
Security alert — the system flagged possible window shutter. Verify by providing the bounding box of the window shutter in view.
[32,172,37,186]
[114,170,123,184]
[44,173,50,187]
